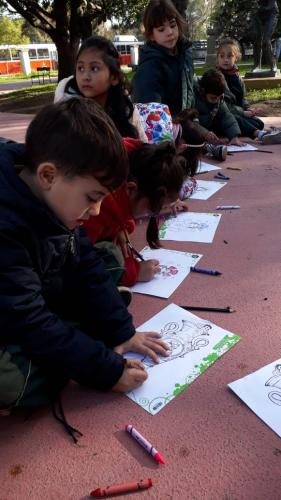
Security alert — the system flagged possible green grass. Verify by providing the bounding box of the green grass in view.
[247,86,281,101]
[0,84,56,103]
[0,71,57,84]
[0,62,280,112]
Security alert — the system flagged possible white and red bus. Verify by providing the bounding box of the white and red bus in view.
[0,43,58,74]
[0,37,143,75]
[113,35,143,65]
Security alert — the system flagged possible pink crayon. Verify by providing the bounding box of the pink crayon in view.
[125,424,165,464]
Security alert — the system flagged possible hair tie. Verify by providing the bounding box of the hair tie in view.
[185,142,205,148]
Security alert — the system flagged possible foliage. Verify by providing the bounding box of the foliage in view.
[107,0,147,30]
[186,0,211,39]
[0,15,29,43]
[0,1,148,79]
[22,18,51,42]
[211,0,281,42]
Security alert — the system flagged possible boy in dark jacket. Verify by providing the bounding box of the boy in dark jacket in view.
[194,69,244,146]
[0,99,168,422]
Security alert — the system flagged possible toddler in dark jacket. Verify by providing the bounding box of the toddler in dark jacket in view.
[194,69,244,146]
[0,99,168,436]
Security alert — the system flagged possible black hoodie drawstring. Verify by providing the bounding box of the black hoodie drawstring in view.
[51,395,83,444]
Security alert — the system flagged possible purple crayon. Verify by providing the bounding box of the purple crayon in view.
[190,266,222,276]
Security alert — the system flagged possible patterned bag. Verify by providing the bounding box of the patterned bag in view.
[135,102,174,144]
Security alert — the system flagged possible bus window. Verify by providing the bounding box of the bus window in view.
[28,49,37,59]
[0,49,9,61]
[38,48,49,59]
[11,49,20,60]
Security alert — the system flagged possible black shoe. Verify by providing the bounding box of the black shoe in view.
[206,144,227,161]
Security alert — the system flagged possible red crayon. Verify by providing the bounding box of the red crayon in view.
[90,478,153,497]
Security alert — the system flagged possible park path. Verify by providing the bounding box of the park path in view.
[0,112,281,500]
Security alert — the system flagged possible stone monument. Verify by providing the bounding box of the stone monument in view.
[245,0,280,78]
[205,25,217,67]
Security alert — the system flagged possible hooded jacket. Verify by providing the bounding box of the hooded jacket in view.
[0,143,135,391]
[133,38,195,116]
[194,83,241,141]
[220,67,249,116]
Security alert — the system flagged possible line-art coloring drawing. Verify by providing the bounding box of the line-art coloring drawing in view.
[140,318,211,368]
[159,212,221,243]
[265,364,281,406]
[166,220,209,233]
[195,185,208,192]
[156,264,179,278]
[126,303,240,415]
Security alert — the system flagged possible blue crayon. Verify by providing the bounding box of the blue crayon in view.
[190,266,222,276]
[214,173,230,180]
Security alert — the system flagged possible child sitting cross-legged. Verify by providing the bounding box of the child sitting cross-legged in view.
[0,99,169,439]
[83,138,187,287]
[216,38,281,145]
[194,69,245,147]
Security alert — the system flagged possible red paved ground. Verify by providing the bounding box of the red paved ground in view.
[0,113,281,500]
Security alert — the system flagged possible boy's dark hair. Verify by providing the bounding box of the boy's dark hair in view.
[173,108,205,177]
[143,0,187,40]
[25,98,128,191]
[128,141,186,248]
[75,35,138,138]
[199,69,226,96]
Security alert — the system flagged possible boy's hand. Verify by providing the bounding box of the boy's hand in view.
[205,131,221,144]
[112,361,147,392]
[249,106,263,116]
[244,110,254,117]
[114,332,170,364]
[229,137,245,146]
[138,259,160,282]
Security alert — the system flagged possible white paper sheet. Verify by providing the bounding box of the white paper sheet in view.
[126,303,240,415]
[190,180,227,200]
[229,359,281,438]
[227,143,258,152]
[159,212,222,243]
[131,247,202,298]
[197,160,221,173]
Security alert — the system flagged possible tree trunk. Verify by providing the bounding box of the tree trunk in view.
[172,0,188,18]
[52,0,80,80]
[55,39,79,80]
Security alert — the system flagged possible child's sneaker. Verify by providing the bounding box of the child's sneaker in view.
[205,144,227,161]
[261,129,281,144]
[117,286,132,307]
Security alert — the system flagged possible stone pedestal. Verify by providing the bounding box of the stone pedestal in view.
[205,33,217,67]
[245,68,280,79]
